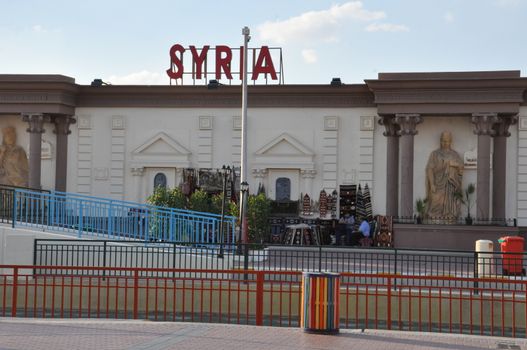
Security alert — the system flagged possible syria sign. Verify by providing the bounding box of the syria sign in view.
[166,45,283,85]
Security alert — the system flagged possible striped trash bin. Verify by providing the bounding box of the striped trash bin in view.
[300,271,340,334]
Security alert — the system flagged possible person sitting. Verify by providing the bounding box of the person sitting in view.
[350,219,371,246]
[336,214,354,245]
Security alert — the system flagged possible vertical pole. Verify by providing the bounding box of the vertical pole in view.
[255,272,264,326]
[172,242,176,279]
[218,166,228,258]
[319,244,322,272]
[240,27,250,196]
[12,267,18,317]
[108,202,113,238]
[473,251,479,295]
[394,249,398,291]
[133,270,139,319]
[102,241,107,280]
[12,190,16,228]
[78,203,83,238]
[33,239,38,277]
[387,275,392,330]
[240,27,251,249]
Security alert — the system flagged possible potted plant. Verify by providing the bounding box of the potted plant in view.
[415,198,426,224]
[458,183,476,225]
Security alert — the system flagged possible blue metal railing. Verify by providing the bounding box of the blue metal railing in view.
[10,188,237,245]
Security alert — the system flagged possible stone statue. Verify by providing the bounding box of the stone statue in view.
[0,126,29,187]
[425,131,464,221]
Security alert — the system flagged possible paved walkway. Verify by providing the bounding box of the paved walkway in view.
[0,318,525,350]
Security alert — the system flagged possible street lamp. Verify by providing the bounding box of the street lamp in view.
[239,26,250,254]
[218,165,231,258]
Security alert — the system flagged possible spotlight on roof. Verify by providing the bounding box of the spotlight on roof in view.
[90,79,110,87]
[207,79,221,89]
[330,78,343,86]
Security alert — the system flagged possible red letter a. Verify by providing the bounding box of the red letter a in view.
[252,46,277,80]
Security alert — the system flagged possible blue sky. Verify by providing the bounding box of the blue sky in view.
[0,0,526,85]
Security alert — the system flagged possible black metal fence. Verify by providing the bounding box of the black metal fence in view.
[394,215,517,226]
[0,187,15,224]
[33,239,527,291]
[0,185,52,225]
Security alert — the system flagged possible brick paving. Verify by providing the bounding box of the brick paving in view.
[0,318,525,350]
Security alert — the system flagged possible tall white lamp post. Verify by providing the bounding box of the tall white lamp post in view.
[239,26,250,250]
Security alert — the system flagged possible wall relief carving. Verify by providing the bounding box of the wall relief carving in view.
[0,126,29,187]
[425,131,464,222]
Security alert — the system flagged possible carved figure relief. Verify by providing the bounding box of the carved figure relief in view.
[0,126,29,187]
[425,131,464,221]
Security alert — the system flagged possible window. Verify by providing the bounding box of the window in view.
[276,177,291,201]
[154,173,167,189]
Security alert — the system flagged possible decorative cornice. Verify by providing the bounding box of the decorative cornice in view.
[252,168,268,178]
[131,167,145,176]
[0,75,78,115]
[76,84,375,108]
[365,71,526,115]
[300,169,317,178]
[1,72,527,113]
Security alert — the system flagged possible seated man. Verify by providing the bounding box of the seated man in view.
[350,219,371,246]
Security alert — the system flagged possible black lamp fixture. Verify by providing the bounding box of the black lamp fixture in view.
[330,77,343,86]
[208,79,221,89]
[240,181,249,193]
[91,79,110,87]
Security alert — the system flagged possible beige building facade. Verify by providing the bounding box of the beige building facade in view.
[0,71,526,228]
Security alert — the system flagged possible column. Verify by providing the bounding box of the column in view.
[395,114,422,218]
[53,115,76,192]
[300,169,317,197]
[378,115,400,216]
[22,114,50,189]
[131,167,145,202]
[492,115,517,220]
[251,168,269,194]
[471,113,499,220]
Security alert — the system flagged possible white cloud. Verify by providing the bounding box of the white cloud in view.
[365,23,409,32]
[495,0,522,6]
[302,49,318,64]
[444,12,454,23]
[258,1,386,44]
[32,25,45,33]
[106,70,167,85]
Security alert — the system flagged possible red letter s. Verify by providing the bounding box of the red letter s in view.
[166,44,186,80]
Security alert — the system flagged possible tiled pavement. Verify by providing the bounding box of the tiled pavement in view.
[0,318,525,350]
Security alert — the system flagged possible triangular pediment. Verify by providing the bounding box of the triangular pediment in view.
[130,132,192,169]
[254,133,315,169]
[256,133,314,156]
[133,132,190,156]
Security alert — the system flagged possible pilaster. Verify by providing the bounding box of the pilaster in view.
[394,113,422,218]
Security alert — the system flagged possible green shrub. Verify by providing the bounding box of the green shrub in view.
[188,189,211,213]
[147,186,186,209]
[247,193,271,243]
